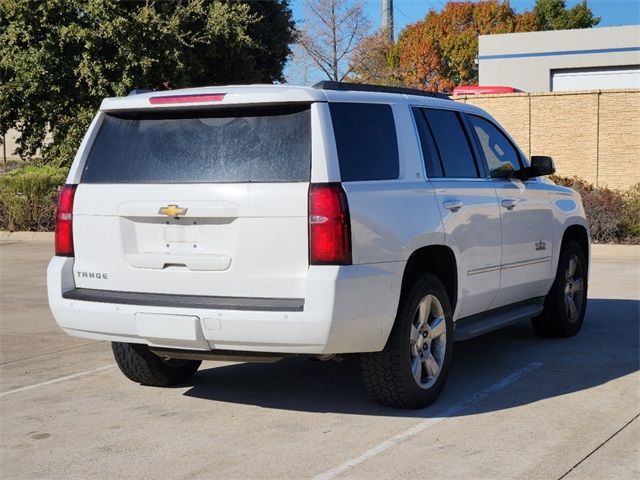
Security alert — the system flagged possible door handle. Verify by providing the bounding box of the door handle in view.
[501,199,517,210]
[443,200,463,212]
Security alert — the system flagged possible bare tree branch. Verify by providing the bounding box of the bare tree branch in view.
[295,0,370,83]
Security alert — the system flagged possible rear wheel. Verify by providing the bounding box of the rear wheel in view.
[532,239,588,337]
[112,342,201,386]
[361,274,453,409]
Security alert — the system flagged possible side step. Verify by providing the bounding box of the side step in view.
[454,297,545,341]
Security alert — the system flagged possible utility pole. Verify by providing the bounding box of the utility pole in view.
[381,0,393,42]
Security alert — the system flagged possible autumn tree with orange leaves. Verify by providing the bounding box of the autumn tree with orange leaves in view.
[396,1,538,92]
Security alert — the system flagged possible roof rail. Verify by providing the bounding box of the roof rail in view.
[313,81,451,100]
[128,89,152,96]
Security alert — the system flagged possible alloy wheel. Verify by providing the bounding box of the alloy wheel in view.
[409,294,447,389]
[564,254,585,323]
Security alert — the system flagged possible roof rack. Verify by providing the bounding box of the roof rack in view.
[313,81,451,100]
[128,89,153,96]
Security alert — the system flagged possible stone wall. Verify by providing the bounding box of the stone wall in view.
[456,89,640,189]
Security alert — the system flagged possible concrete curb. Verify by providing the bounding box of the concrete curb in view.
[591,244,640,259]
[0,231,55,242]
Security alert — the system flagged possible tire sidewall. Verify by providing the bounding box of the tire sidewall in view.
[394,275,454,407]
[550,240,588,336]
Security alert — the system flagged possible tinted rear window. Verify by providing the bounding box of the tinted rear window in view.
[82,106,311,183]
[423,109,479,178]
[329,103,399,181]
[412,108,444,178]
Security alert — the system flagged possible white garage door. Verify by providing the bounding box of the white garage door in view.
[552,67,640,91]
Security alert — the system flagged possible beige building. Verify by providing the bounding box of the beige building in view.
[2,130,21,162]
[479,25,640,92]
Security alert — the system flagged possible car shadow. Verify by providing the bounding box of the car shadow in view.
[182,298,639,418]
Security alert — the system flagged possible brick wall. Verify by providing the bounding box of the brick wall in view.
[456,89,640,190]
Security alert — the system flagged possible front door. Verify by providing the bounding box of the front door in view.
[493,179,554,306]
[464,114,553,308]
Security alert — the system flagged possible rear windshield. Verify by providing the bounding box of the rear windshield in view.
[81,105,311,183]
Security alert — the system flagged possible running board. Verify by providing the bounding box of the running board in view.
[454,297,545,341]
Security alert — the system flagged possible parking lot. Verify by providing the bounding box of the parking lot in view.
[0,240,638,479]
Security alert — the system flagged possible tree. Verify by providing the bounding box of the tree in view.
[348,27,401,85]
[297,0,371,82]
[395,1,538,92]
[534,0,600,30]
[0,0,296,166]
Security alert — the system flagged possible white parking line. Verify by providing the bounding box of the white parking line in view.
[0,364,117,398]
[314,362,544,480]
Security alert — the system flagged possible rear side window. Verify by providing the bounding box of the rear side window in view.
[423,109,479,178]
[412,108,443,178]
[467,115,522,178]
[82,106,311,183]
[329,103,399,181]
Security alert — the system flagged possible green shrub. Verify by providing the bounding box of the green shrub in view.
[0,165,67,231]
[551,176,640,244]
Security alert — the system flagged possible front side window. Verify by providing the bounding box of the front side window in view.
[423,109,479,178]
[468,115,521,178]
[329,103,399,182]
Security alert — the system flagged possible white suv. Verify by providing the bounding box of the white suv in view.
[48,82,590,408]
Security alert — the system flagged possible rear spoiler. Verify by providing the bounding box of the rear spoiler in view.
[101,85,327,112]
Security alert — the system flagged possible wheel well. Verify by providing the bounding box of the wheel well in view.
[400,246,458,313]
[562,225,590,270]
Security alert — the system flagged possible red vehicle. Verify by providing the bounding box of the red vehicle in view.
[453,85,522,95]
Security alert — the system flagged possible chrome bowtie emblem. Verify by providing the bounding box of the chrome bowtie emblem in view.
[159,205,188,218]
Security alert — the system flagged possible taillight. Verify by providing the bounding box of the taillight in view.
[55,184,77,257]
[309,183,352,265]
[149,93,225,104]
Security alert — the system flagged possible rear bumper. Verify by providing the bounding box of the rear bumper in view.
[47,257,403,354]
[62,288,305,312]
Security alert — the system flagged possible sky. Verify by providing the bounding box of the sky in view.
[286,0,640,83]
[290,0,640,34]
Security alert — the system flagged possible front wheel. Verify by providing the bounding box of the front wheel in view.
[361,274,453,409]
[532,239,588,337]
[112,342,201,387]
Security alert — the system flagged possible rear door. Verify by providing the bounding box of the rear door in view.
[413,107,502,319]
[72,104,312,299]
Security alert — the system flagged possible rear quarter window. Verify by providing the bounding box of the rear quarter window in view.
[329,103,399,182]
[423,108,479,178]
[81,105,311,183]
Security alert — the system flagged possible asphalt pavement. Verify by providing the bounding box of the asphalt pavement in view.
[0,240,638,479]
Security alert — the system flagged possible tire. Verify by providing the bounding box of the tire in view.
[532,239,588,337]
[112,342,201,387]
[361,274,454,409]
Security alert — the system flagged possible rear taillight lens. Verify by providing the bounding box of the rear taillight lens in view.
[309,183,352,265]
[55,184,77,257]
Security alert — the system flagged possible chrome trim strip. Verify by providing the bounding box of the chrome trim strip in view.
[468,256,551,276]
[467,265,501,276]
[501,257,551,270]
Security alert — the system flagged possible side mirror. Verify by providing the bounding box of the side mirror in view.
[525,156,555,178]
